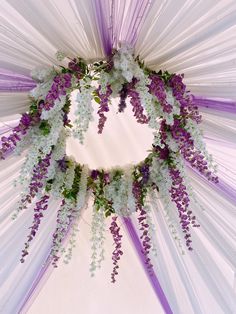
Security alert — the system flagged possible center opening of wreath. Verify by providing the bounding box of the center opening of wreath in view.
[66,90,154,169]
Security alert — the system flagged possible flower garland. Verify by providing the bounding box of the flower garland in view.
[0,44,218,282]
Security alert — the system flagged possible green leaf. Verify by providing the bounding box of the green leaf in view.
[94,96,101,104]
[105,211,111,218]
[39,120,51,136]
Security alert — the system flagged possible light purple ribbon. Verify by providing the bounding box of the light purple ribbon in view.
[193,96,236,114]
[123,217,173,314]
[188,165,236,206]
[18,254,53,313]
[0,68,36,92]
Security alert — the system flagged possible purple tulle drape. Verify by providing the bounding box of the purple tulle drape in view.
[189,166,236,206]
[123,217,173,314]
[193,96,236,113]
[0,68,36,92]
[93,0,153,55]
[18,220,75,313]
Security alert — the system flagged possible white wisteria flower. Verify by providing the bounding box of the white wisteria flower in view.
[76,165,89,210]
[73,78,95,143]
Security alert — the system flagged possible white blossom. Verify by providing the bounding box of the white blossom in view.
[16,110,64,191]
[89,206,106,276]
[30,67,56,99]
[125,166,136,213]
[76,165,89,210]
[41,96,66,120]
[51,198,74,258]
[72,78,94,143]
[136,75,160,129]
[55,50,66,62]
[31,67,56,82]
[51,167,66,198]
[104,172,130,216]
[64,157,76,190]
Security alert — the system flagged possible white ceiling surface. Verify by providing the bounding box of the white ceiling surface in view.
[0,0,236,314]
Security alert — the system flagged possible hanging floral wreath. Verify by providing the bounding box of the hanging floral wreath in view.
[0,44,218,282]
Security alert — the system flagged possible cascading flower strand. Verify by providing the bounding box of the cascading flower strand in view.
[96,85,112,134]
[110,216,123,283]
[20,194,49,262]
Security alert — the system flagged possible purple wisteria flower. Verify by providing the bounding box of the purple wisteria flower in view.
[118,84,128,112]
[96,85,112,133]
[20,194,50,263]
[170,118,218,183]
[169,74,202,123]
[68,59,82,78]
[0,113,34,159]
[169,168,199,250]
[132,179,153,272]
[140,164,150,185]
[19,153,52,211]
[90,169,100,180]
[138,207,153,274]
[43,73,72,111]
[127,79,149,124]
[57,156,68,172]
[110,216,123,283]
[153,144,170,160]
[149,75,173,113]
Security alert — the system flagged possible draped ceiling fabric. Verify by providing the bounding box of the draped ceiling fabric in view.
[0,0,236,313]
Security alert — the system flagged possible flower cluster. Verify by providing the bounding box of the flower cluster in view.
[1,45,219,282]
[73,78,94,143]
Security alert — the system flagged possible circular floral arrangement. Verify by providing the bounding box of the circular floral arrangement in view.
[0,44,218,282]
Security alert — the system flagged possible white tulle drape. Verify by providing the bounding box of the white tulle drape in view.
[0,0,236,313]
